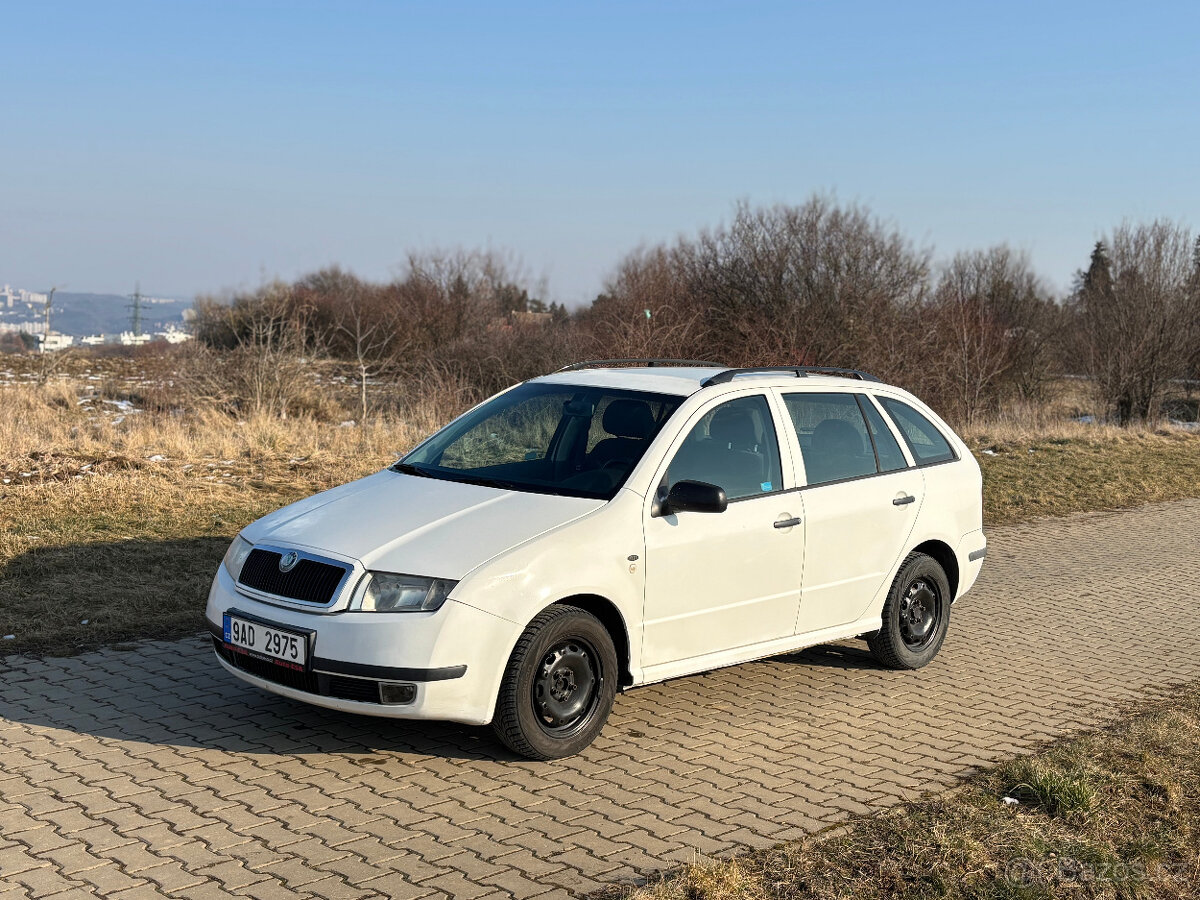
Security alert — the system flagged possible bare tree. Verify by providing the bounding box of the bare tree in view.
[683,198,931,375]
[332,285,407,429]
[1073,222,1199,424]
[929,247,1059,423]
[585,246,707,360]
[185,282,316,418]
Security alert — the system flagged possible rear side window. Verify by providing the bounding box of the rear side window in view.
[877,397,957,465]
[782,393,877,486]
[666,394,783,500]
[857,396,908,472]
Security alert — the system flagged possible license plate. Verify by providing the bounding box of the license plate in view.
[223,613,307,668]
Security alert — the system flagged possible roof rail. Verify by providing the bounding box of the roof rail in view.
[557,358,725,372]
[700,366,882,387]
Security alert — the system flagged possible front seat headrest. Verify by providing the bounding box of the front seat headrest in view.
[602,399,656,440]
[710,408,759,449]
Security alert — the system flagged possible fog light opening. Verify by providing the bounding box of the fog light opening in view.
[379,682,417,705]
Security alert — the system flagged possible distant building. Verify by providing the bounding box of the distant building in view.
[80,334,106,346]
[155,327,192,344]
[119,331,152,346]
[38,333,74,352]
[0,321,45,335]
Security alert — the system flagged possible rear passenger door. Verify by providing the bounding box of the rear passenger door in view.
[775,391,924,635]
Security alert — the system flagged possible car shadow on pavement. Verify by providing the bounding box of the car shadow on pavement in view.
[782,642,885,670]
[0,634,886,764]
[1,648,527,761]
[1,537,886,763]
[0,536,528,762]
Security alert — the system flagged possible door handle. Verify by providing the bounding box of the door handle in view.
[773,516,802,529]
[893,495,916,506]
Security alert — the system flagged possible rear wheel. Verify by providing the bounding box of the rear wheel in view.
[868,552,951,669]
[492,605,617,760]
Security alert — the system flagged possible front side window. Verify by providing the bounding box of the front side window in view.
[666,394,783,501]
[782,392,878,486]
[877,397,957,465]
[401,383,682,499]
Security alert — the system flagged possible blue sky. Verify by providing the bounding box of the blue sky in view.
[2,1,1197,304]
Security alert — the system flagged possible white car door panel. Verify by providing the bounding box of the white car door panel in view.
[641,392,802,668]
[793,470,923,633]
[642,495,803,666]
[774,389,925,635]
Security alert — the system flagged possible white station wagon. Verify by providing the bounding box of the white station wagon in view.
[208,361,986,758]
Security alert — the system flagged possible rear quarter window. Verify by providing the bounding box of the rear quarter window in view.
[877,397,957,465]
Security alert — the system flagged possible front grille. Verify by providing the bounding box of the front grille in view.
[238,549,347,604]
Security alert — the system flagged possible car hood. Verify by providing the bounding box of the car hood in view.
[242,469,605,580]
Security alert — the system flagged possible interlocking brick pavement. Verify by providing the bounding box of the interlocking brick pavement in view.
[3,499,1199,898]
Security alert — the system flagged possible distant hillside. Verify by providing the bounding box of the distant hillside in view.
[0,292,193,336]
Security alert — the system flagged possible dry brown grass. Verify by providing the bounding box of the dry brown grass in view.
[0,376,444,656]
[962,421,1200,525]
[608,685,1200,900]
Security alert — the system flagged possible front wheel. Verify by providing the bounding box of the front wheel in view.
[868,552,951,669]
[492,605,618,760]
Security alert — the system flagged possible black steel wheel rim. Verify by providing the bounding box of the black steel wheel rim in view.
[899,579,940,651]
[532,637,602,737]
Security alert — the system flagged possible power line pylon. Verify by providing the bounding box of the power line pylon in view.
[129,283,143,336]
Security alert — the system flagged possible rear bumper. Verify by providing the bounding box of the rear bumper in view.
[955,529,987,599]
[205,565,521,725]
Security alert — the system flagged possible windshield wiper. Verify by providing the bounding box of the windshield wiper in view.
[454,474,520,491]
[393,462,518,492]
[391,461,433,478]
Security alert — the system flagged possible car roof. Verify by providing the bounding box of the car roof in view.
[531,367,889,396]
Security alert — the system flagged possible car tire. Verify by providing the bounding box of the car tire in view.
[492,605,618,760]
[868,552,951,670]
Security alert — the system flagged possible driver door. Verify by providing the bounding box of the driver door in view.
[641,392,804,671]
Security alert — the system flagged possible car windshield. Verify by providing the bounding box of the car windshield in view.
[397,382,684,500]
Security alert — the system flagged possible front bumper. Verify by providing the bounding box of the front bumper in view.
[205,564,522,725]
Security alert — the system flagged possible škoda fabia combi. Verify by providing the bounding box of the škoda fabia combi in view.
[207,361,986,759]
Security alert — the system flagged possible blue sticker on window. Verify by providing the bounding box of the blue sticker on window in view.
[761,482,772,492]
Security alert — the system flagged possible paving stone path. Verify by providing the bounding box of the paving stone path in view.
[3,499,1199,899]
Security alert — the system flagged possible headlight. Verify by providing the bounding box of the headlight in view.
[357,573,456,613]
[223,536,253,581]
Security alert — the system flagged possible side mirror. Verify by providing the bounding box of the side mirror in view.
[662,480,728,515]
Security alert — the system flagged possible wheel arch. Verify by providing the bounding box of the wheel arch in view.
[911,539,959,599]
[551,594,633,688]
